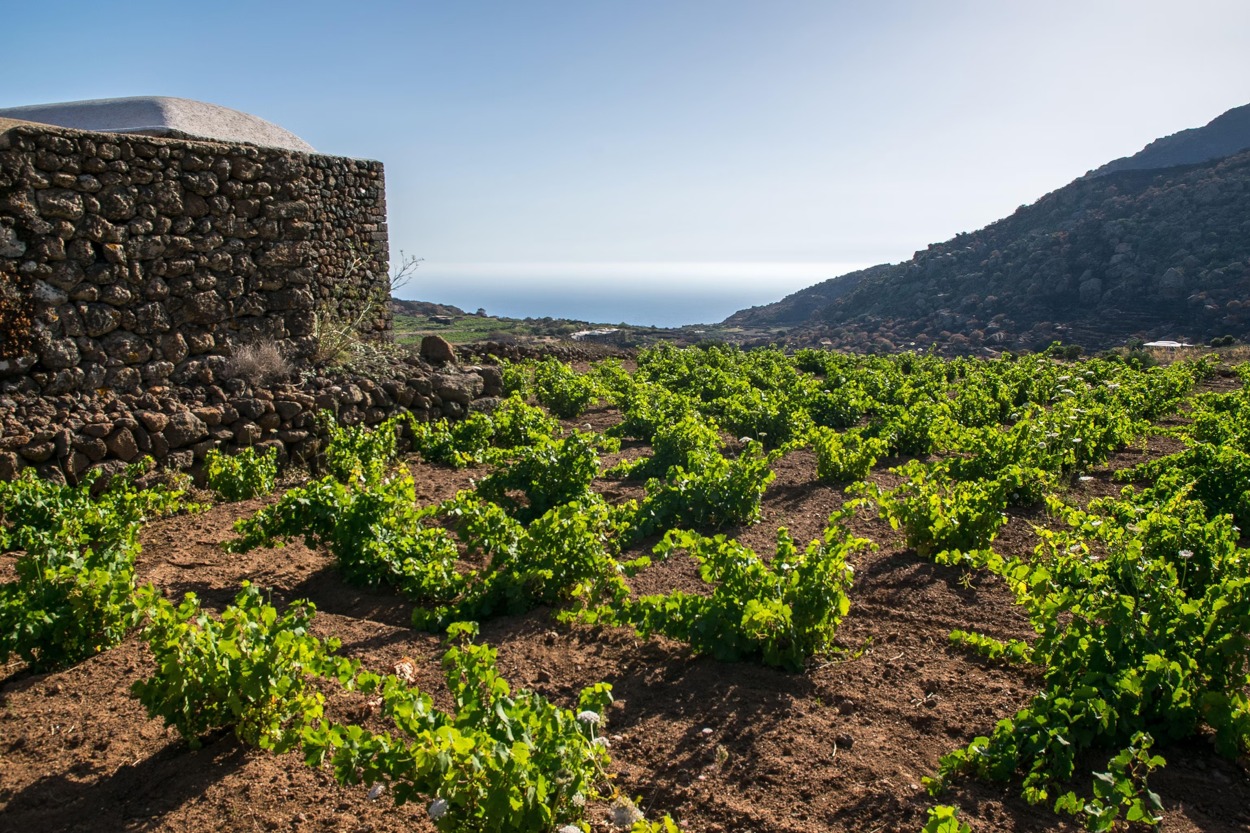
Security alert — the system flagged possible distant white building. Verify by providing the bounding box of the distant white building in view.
[571,328,621,341]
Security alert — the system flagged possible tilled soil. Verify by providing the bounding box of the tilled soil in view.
[2,405,1248,833]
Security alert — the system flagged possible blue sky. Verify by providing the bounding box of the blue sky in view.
[5,1,1250,323]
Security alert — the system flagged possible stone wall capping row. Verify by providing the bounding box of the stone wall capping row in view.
[0,359,504,485]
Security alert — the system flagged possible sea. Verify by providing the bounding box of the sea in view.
[395,262,872,328]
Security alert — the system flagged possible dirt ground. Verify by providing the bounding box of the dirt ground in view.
[2,402,1248,833]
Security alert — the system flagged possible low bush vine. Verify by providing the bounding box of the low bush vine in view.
[930,489,1250,829]
[855,460,1009,568]
[321,412,403,485]
[422,493,644,629]
[576,514,870,671]
[132,582,355,751]
[304,621,684,833]
[409,396,562,468]
[228,470,465,606]
[474,431,614,522]
[607,412,722,480]
[811,426,887,484]
[0,465,185,670]
[205,446,279,501]
[136,590,684,833]
[533,356,600,418]
[631,441,780,536]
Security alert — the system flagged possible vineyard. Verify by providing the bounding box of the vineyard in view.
[2,345,1249,832]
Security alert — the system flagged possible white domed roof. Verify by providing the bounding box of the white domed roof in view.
[0,96,315,153]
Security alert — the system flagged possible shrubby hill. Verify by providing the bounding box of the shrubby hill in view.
[726,105,1250,353]
[390,298,469,319]
[1088,102,1250,177]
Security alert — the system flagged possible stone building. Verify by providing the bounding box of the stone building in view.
[0,96,391,396]
[0,98,498,484]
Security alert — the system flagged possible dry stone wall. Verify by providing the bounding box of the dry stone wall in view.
[0,119,391,395]
[0,120,505,485]
[0,355,504,486]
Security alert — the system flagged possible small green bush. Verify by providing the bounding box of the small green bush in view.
[475,431,612,522]
[533,357,599,418]
[578,518,869,671]
[205,446,279,501]
[812,426,887,483]
[132,583,354,751]
[632,442,778,535]
[321,413,402,485]
[0,466,184,670]
[304,621,620,833]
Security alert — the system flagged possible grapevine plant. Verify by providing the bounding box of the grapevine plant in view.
[577,513,871,671]
[134,592,684,833]
[417,493,645,629]
[857,459,1010,568]
[931,490,1250,829]
[321,412,402,485]
[0,465,185,670]
[532,356,601,418]
[631,441,780,536]
[205,446,279,501]
[409,395,561,468]
[229,470,465,604]
[304,621,621,833]
[474,431,615,522]
[133,582,355,751]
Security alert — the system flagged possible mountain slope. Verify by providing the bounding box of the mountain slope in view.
[727,106,1250,353]
[1089,102,1250,178]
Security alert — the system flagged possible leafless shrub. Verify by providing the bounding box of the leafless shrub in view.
[227,342,292,387]
[308,247,424,369]
[389,250,422,294]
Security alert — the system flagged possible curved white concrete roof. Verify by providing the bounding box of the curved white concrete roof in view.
[0,97,315,153]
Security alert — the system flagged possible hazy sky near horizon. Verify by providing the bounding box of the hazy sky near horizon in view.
[5,1,1250,320]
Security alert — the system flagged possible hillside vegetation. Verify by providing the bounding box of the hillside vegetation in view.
[727,107,1250,355]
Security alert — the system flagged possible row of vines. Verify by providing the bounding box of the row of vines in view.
[2,343,1246,832]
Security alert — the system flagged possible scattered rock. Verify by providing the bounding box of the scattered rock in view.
[420,335,456,365]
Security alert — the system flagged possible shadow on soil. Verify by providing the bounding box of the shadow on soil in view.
[0,733,247,832]
[158,566,419,633]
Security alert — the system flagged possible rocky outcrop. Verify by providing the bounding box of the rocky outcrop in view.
[419,335,457,365]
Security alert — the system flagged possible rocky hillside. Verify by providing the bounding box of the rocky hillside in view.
[726,105,1250,353]
[1089,102,1250,177]
[390,298,468,319]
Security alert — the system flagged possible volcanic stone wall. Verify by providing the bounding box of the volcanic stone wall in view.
[0,119,390,396]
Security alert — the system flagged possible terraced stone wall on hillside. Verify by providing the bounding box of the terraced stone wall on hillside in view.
[0,119,390,396]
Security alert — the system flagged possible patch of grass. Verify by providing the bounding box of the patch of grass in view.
[393,313,536,344]
[390,305,739,348]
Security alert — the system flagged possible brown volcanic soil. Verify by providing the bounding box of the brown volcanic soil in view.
[2,405,1249,833]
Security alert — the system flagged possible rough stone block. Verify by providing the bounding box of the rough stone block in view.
[164,411,208,448]
[35,188,84,220]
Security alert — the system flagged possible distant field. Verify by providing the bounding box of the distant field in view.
[390,308,728,347]
[391,311,536,344]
